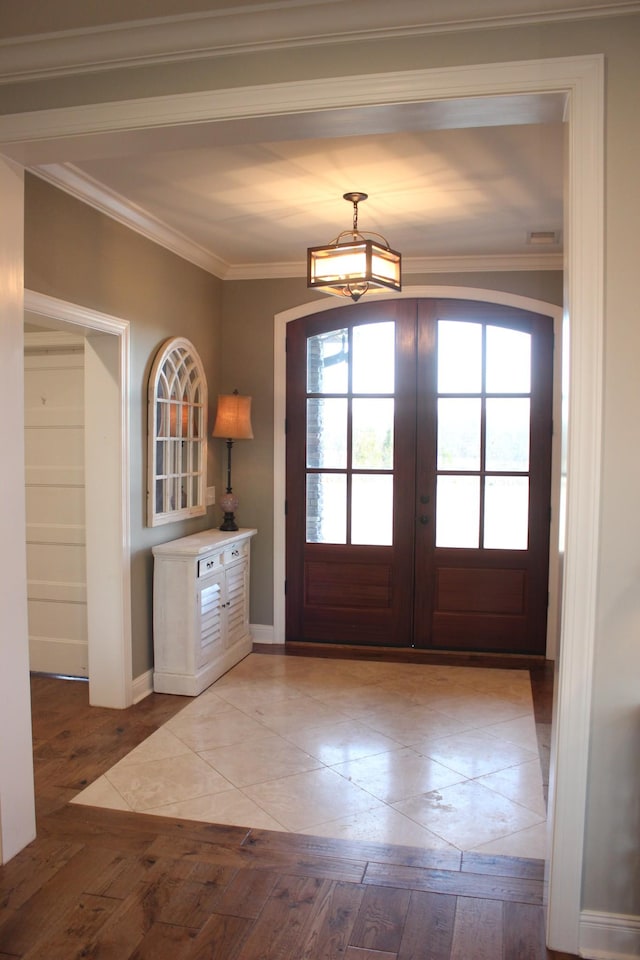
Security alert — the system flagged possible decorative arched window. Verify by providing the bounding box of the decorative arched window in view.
[147,337,208,526]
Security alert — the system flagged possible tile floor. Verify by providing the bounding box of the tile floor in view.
[72,653,548,858]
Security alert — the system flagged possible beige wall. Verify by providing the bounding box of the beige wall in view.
[24,175,224,676]
[22,173,563,659]
[8,6,640,924]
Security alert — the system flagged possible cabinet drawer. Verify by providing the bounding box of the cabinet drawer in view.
[223,541,248,565]
[197,553,220,577]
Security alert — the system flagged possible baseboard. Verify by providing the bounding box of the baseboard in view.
[250,623,280,644]
[579,910,640,959]
[132,669,153,703]
[137,627,278,701]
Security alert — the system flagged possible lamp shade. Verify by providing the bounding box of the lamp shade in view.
[212,393,254,440]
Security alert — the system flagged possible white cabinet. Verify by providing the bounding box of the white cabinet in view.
[152,528,256,695]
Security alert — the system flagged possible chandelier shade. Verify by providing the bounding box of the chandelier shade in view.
[307,193,402,302]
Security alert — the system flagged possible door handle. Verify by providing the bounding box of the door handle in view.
[420,494,430,504]
[419,515,430,525]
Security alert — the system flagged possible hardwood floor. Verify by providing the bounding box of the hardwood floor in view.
[0,658,575,959]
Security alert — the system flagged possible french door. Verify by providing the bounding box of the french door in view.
[285,299,553,654]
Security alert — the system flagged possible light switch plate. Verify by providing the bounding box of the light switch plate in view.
[206,486,216,505]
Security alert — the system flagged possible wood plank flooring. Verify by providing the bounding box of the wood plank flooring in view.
[0,657,576,959]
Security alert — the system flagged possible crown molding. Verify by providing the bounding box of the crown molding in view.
[227,253,564,279]
[404,253,564,273]
[33,164,227,277]
[0,0,637,83]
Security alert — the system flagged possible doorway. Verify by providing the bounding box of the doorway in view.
[23,290,133,709]
[24,325,88,677]
[286,298,553,655]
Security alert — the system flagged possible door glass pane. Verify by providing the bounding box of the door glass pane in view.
[484,477,529,549]
[437,398,481,471]
[437,320,482,393]
[306,473,346,544]
[307,329,348,393]
[352,322,395,394]
[486,398,530,471]
[352,475,393,545]
[486,326,531,393]
[436,475,480,547]
[307,398,347,468]
[352,398,394,469]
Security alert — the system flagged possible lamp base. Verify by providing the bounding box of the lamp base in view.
[219,491,239,531]
[219,512,238,532]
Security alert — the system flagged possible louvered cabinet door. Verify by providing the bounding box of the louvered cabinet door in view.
[223,554,250,651]
[197,572,224,669]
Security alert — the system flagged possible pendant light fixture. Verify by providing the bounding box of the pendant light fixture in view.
[307,192,402,302]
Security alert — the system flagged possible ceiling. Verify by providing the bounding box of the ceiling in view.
[32,96,565,279]
[0,0,581,279]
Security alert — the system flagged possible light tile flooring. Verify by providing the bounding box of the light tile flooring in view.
[72,653,548,858]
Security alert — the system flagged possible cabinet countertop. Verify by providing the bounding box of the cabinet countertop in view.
[152,528,257,558]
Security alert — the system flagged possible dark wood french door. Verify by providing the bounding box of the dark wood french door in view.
[285,298,553,654]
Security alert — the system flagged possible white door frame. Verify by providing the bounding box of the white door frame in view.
[0,55,603,953]
[24,290,132,709]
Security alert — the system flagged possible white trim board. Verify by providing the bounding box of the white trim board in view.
[580,911,640,960]
[0,1,635,83]
[0,58,599,150]
[0,158,35,864]
[0,57,603,955]
[250,624,277,645]
[24,290,133,709]
[132,669,153,704]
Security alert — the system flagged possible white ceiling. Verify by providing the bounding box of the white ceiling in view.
[32,94,565,279]
[0,0,583,279]
[63,122,564,267]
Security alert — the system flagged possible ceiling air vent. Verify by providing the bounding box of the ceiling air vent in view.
[527,230,561,246]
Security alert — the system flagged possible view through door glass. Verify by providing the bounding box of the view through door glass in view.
[286,299,553,654]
